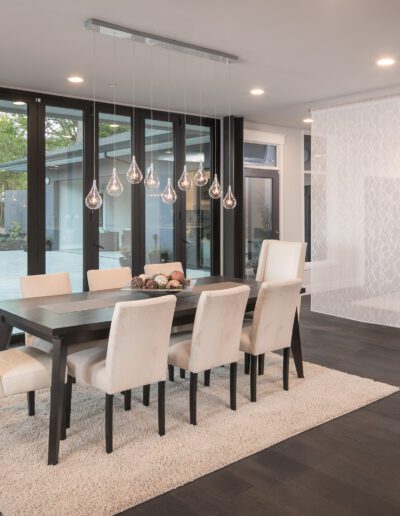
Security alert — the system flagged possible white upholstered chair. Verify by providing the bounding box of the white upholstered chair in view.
[66,296,176,453]
[0,346,66,433]
[240,279,302,401]
[20,272,72,355]
[168,285,250,425]
[87,267,132,292]
[250,240,307,375]
[144,262,183,277]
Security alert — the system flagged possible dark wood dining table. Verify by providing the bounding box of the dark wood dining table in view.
[0,276,304,465]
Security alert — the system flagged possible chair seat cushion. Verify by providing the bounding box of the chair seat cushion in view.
[0,346,53,398]
[168,339,192,370]
[67,343,108,393]
[239,324,252,354]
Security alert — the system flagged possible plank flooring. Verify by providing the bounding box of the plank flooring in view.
[119,296,400,516]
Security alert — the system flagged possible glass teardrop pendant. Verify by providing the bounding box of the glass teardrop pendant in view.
[208,174,222,199]
[194,162,208,187]
[106,167,124,197]
[85,179,103,210]
[144,162,160,189]
[126,155,143,184]
[177,165,192,191]
[161,178,177,205]
[223,185,237,209]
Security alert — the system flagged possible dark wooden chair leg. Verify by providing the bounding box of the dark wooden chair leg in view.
[143,384,150,406]
[180,368,185,379]
[61,387,67,441]
[244,353,250,374]
[65,375,73,429]
[168,364,174,382]
[27,391,35,416]
[124,389,132,411]
[250,355,257,402]
[190,373,198,425]
[204,369,211,386]
[283,347,290,390]
[291,309,304,378]
[258,354,265,375]
[230,362,237,410]
[105,394,114,454]
[158,381,166,436]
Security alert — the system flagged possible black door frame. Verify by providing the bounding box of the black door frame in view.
[0,86,221,290]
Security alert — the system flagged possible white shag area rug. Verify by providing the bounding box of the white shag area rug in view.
[0,354,397,516]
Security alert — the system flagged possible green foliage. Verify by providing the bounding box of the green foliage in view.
[8,221,24,239]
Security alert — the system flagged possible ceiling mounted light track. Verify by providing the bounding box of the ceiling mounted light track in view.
[84,18,239,63]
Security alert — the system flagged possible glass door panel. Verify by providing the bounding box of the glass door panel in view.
[98,113,132,270]
[185,123,211,278]
[45,106,83,292]
[145,118,174,265]
[0,99,28,300]
[244,171,279,279]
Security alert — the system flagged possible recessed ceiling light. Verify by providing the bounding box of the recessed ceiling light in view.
[376,57,396,67]
[12,101,26,106]
[303,118,313,124]
[109,124,120,128]
[67,76,84,83]
[250,88,265,96]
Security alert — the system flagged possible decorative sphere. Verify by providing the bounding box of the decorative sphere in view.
[131,276,144,289]
[145,279,158,289]
[167,279,183,290]
[170,270,185,283]
[154,274,169,287]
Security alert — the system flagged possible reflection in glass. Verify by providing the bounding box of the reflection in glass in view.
[243,142,277,167]
[245,176,273,278]
[98,113,132,270]
[0,100,28,300]
[185,124,211,278]
[145,119,174,265]
[45,106,84,291]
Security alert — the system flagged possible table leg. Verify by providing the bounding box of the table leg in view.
[48,337,67,465]
[0,318,13,351]
[291,309,304,378]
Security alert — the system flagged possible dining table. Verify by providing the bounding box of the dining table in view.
[0,275,304,465]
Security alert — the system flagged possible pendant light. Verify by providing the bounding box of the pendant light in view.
[106,36,123,197]
[161,49,177,204]
[177,55,192,191]
[126,40,143,184]
[144,44,160,189]
[209,60,222,199]
[194,60,208,187]
[85,30,102,210]
[223,61,237,210]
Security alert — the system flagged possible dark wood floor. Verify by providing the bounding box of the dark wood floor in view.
[119,296,400,516]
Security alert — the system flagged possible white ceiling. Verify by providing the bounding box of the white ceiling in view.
[1,0,400,128]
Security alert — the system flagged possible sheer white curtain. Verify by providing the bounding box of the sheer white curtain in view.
[311,96,400,326]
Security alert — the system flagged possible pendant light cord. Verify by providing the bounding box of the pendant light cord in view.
[92,30,96,181]
[150,44,154,165]
[167,49,172,183]
[131,39,136,137]
[113,35,117,171]
[227,61,231,189]
[213,60,217,179]
[199,58,202,163]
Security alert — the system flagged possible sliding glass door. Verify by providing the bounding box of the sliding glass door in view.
[144,117,175,265]
[0,99,28,300]
[184,122,212,278]
[98,112,132,270]
[44,105,84,292]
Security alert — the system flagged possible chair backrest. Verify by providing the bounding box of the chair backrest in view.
[256,240,307,282]
[87,267,132,292]
[105,296,177,393]
[144,262,184,277]
[250,279,302,355]
[20,272,72,298]
[189,285,250,373]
